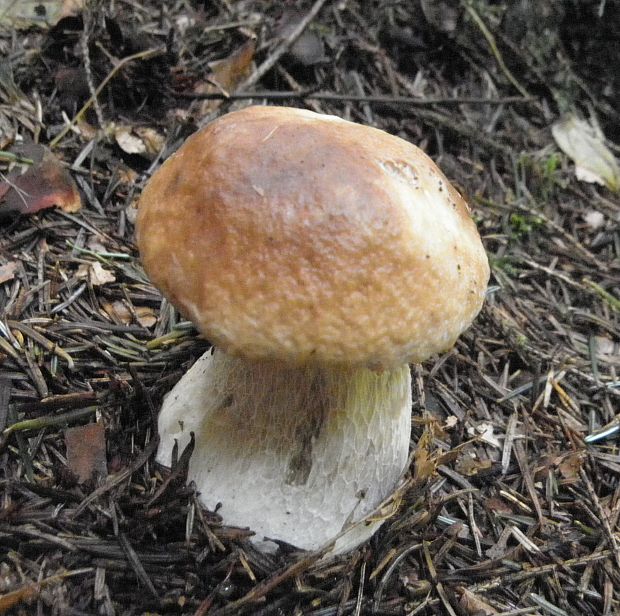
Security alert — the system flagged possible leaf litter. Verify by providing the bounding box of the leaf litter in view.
[0,1,619,615]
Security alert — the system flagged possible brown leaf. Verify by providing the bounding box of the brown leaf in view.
[455,453,493,476]
[457,587,498,615]
[209,39,256,92]
[194,39,256,116]
[0,152,81,217]
[76,262,116,287]
[485,497,513,515]
[413,428,436,484]
[117,167,139,186]
[114,125,166,159]
[101,299,134,325]
[65,422,107,484]
[135,306,157,328]
[115,126,147,155]
[134,127,165,156]
[558,451,584,483]
[0,261,18,284]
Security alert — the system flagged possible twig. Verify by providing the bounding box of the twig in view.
[15,391,97,414]
[240,0,329,89]
[451,549,614,591]
[514,440,544,526]
[354,560,366,616]
[49,48,164,149]
[0,378,11,432]
[179,89,531,107]
[209,549,328,615]
[408,107,513,154]
[515,201,609,271]
[0,568,93,612]
[146,433,195,507]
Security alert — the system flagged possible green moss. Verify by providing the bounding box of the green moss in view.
[509,212,544,239]
[489,256,518,277]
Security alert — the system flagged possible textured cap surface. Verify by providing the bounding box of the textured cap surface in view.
[136,106,489,367]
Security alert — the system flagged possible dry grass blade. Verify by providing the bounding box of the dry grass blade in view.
[240,0,328,90]
[208,550,328,616]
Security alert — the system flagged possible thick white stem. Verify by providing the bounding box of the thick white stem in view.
[157,349,411,554]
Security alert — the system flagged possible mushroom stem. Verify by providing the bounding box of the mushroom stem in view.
[156,349,412,553]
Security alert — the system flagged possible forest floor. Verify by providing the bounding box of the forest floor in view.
[0,1,619,614]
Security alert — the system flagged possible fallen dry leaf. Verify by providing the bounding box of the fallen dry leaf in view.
[552,114,620,192]
[125,199,139,225]
[209,39,256,92]
[457,587,498,615]
[135,306,157,328]
[134,127,165,156]
[0,261,18,284]
[102,299,155,327]
[115,126,147,155]
[194,39,256,116]
[592,335,619,359]
[117,167,139,186]
[76,262,116,287]
[115,125,165,158]
[0,152,81,217]
[412,427,436,485]
[101,299,133,325]
[75,117,98,141]
[557,451,584,483]
[456,452,493,476]
[65,422,107,483]
[444,415,458,429]
[485,496,513,515]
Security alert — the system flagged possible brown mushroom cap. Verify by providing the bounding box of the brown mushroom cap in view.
[136,106,489,368]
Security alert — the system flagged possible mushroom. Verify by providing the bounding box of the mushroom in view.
[136,106,489,554]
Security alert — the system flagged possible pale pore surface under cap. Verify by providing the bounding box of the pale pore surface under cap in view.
[157,349,412,553]
[137,105,490,368]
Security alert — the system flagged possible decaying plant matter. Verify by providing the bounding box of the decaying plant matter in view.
[0,1,618,614]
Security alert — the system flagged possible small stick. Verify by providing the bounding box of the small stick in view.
[180,89,531,107]
[49,48,163,149]
[240,0,329,89]
[0,568,93,612]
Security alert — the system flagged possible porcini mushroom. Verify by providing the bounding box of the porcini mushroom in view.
[136,106,489,554]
